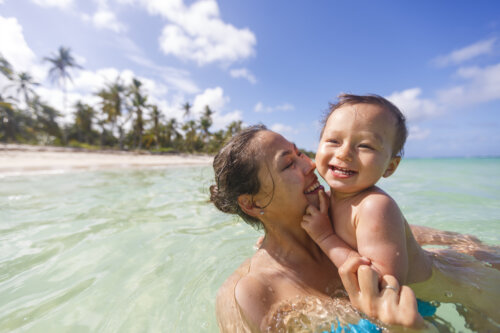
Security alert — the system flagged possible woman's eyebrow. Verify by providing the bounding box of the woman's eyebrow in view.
[278,143,297,158]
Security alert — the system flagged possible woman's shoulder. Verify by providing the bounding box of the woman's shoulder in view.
[215,255,278,332]
[215,258,252,332]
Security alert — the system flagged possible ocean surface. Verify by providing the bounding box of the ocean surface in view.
[0,158,499,332]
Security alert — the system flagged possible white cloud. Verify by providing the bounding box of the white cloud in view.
[141,0,256,65]
[408,126,430,140]
[437,63,500,107]
[229,68,256,84]
[92,7,127,33]
[388,63,500,123]
[271,123,295,135]
[70,67,171,103]
[0,15,48,99]
[190,86,242,130]
[0,17,39,75]
[386,88,441,122]
[35,66,181,125]
[192,86,229,115]
[36,86,100,124]
[70,67,128,93]
[433,38,496,67]
[31,0,74,9]
[212,110,242,130]
[254,102,294,113]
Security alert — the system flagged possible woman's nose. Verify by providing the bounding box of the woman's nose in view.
[302,154,316,174]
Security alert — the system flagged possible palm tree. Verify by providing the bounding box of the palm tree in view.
[74,101,95,144]
[182,119,201,152]
[44,46,82,115]
[8,72,39,108]
[149,105,162,149]
[0,53,13,80]
[29,95,62,143]
[129,78,148,149]
[0,94,17,142]
[225,120,243,140]
[182,101,192,119]
[165,118,180,148]
[96,78,129,149]
[199,105,213,149]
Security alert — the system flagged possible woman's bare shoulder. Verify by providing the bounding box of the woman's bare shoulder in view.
[216,258,252,332]
[216,254,283,332]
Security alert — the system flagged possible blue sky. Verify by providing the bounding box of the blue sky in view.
[1,0,499,157]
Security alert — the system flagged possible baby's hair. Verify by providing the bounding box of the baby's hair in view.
[321,93,408,157]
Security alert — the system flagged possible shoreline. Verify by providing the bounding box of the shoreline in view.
[0,144,214,174]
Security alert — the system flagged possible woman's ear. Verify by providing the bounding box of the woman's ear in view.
[383,156,401,178]
[238,194,261,217]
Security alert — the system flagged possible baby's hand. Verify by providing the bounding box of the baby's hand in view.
[301,190,334,242]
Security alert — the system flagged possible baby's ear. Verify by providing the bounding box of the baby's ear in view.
[383,156,401,178]
[238,194,261,218]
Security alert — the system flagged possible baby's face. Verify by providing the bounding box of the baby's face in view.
[316,103,400,196]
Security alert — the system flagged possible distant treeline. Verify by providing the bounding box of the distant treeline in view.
[0,46,315,157]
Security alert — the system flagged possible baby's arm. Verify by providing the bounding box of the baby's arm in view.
[355,193,408,284]
[302,190,359,268]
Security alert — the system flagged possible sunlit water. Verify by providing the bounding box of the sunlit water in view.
[0,158,499,332]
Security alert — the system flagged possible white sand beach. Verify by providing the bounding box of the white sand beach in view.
[0,144,213,174]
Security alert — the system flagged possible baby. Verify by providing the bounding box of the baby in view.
[301,94,500,330]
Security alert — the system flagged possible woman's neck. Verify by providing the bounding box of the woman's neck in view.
[261,222,325,267]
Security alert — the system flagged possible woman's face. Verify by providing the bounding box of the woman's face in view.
[252,131,323,223]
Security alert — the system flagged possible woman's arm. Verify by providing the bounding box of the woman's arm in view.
[409,224,483,246]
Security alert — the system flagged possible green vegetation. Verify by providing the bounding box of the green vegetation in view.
[0,47,245,154]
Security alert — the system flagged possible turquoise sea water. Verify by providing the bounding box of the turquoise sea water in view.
[0,158,499,332]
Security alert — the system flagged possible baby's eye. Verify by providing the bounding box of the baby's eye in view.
[327,139,339,144]
[359,144,374,150]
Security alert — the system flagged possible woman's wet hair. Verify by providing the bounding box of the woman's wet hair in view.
[321,93,408,157]
[209,124,268,229]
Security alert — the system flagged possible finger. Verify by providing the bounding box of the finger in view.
[319,189,328,215]
[357,265,379,299]
[398,285,416,307]
[339,257,371,296]
[398,286,425,328]
[380,275,400,296]
[301,217,312,227]
[305,204,318,216]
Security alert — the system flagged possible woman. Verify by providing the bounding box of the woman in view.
[210,125,430,332]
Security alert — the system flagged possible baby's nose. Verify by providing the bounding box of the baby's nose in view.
[336,145,352,161]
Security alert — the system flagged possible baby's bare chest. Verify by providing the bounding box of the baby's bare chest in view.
[331,202,359,250]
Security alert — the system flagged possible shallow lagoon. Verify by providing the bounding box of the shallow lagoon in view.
[1,158,499,332]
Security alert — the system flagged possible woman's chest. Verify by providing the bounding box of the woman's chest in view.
[268,260,344,302]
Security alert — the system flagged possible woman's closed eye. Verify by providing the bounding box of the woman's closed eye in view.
[283,151,303,170]
[283,160,294,170]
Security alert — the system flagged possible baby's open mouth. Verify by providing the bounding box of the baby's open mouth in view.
[330,165,357,176]
[304,181,323,194]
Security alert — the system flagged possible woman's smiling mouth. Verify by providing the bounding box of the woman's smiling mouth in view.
[304,181,323,194]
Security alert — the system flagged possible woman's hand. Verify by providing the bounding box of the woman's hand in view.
[339,256,426,329]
